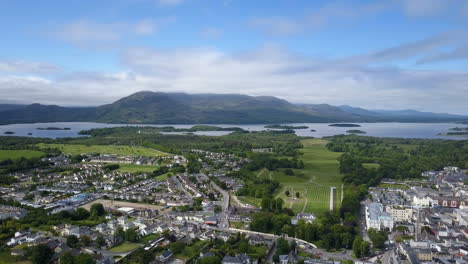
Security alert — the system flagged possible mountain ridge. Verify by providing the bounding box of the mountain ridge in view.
[0,92,466,125]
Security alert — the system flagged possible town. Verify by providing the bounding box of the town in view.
[0,135,467,264]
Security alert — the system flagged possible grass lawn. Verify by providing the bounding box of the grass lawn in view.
[176,240,209,260]
[377,183,409,190]
[138,234,159,244]
[38,143,168,157]
[271,138,343,214]
[363,163,380,169]
[0,251,31,264]
[109,242,141,252]
[117,164,159,173]
[238,196,262,208]
[0,149,44,161]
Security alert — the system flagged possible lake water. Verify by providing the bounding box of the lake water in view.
[0,122,467,140]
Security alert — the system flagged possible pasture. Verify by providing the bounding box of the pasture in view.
[0,149,45,161]
[266,138,343,214]
[37,143,168,157]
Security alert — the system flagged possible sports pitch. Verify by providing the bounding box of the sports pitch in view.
[266,138,343,214]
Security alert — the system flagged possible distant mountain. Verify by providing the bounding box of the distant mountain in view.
[0,104,95,125]
[0,92,466,125]
[338,105,382,117]
[338,105,468,122]
[93,92,350,124]
[0,104,26,112]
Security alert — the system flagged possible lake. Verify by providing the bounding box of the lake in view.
[0,122,467,140]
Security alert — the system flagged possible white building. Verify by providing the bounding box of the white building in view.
[366,203,394,231]
[386,205,413,222]
[412,195,436,208]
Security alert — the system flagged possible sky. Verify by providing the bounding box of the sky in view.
[1,0,468,114]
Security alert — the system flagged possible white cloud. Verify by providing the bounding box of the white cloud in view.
[250,1,388,36]
[1,45,468,114]
[55,18,174,46]
[0,60,61,74]
[397,0,449,17]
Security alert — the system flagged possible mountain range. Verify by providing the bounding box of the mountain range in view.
[0,91,466,125]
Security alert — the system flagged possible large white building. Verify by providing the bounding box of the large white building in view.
[386,205,413,222]
[412,195,436,208]
[366,203,394,231]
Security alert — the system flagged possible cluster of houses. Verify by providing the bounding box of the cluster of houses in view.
[366,166,468,263]
[0,205,27,220]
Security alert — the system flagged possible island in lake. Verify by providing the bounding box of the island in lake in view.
[329,123,361,127]
[346,130,366,134]
[438,127,468,136]
[79,125,245,136]
[36,127,71,130]
[264,125,309,129]
[449,127,468,131]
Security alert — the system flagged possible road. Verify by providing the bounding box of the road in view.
[211,181,230,228]
[209,179,354,262]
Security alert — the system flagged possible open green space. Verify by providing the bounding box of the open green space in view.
[109,242,141,252]
[270,138,343,214]
[116,164,159,173]
[0,149,45,161]
[38,143,168,157]
[363,163,380,169]
[376,183,409,190]
[137,234,159,244]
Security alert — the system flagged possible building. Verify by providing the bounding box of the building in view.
[366,203,394,231]
[386,205,413,222]
[222,254,251,264]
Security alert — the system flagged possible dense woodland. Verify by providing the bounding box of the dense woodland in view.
[326,135,468,186]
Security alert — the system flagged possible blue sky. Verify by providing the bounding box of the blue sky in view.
[1,0,468,114]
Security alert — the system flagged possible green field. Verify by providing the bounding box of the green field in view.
[38,144,168,157]
[269,138,343,214]
[376,183,409,190]
[109,242,141,252]
[117,164,159,173]
[0,149,45,161]
[137,234,159,244]
[363,163,380,169]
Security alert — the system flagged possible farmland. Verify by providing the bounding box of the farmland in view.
[267,138,343,214]
[37,143,168,157]
[0,150,45,161]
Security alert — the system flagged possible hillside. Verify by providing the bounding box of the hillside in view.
[0,91,466,124]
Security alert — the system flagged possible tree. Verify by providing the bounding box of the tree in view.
[360,241,371,257]
[261,197,272,211]
[116,226,125,239]
[90,203,105,218]
[125,228,139,242]
[67,235,80,248]
[396,226,409,234]
[199,256,221,264]
[352,236,363,258]
[30,244,53,264]
[295,192,300,198]
[276,237,290,255]
[75,253,96,264]
[73,208,90,220]
[368,228,387,249]
[170,241,185,254]
[285,190,290,197]
[96,235,106,248]
[59,252,74,264]
[81,235,92,247]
